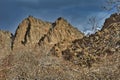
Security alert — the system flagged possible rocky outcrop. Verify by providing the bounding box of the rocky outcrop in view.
[102,13,120,30]
[62,19,120,67]
[0,30,12,59]
[12,16,52,50]
[38,17,83,55]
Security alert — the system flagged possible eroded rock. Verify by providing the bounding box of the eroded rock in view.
[38,17,84,55]
[12,16,52,50]
[0,30,12,59]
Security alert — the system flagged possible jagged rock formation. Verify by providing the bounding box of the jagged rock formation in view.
[11,16,84,55]
[61,14,120,67]
[0,30,12,59]
[12,16,52,50]
[39,17,83,44]
[0,17,84,80]
[37,17,83,55]
[102,13,120,30]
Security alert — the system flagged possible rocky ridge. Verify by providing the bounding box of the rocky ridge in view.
[102,13,120,30]
[0,13,120,80]
[37,17,83,55]
[60,14,120,67]
[10,16,83,54]
[12,16,52,51]
[0,16,83,58]
[0,16,84,80]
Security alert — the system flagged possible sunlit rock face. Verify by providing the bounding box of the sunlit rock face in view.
[0,30,12,59]
[12,16,52,50]
[38,17,84,55]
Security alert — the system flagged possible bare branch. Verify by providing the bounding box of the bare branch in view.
[104,0,120,14]
[88,16,98,32]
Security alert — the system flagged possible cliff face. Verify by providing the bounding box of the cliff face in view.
[0,30,12,59]
[12,16,52,50]
[39,17,83,44]
[37,17,83,55]
[9,16,83,54]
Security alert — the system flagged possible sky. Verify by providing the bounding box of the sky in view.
[0,0,114,33]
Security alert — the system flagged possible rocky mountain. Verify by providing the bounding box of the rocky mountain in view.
[37,17,83,55]
[50,14,120,63]
[11,16,83,54]
[0,13,120,80]
[61,22,120,66]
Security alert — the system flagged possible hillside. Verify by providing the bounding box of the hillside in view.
[0,13,120,80]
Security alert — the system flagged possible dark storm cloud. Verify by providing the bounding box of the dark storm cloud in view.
[0,0,106,33]
[15,0,103,10]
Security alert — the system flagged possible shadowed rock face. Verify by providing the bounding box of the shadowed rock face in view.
[0,30,12,59]
[12,16,52,50]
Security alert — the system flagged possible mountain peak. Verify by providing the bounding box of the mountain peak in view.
[102,13,120,30]
[12,16,52,50]
[54,17,68,25]
[28,15,34,18]
[57,17,66,21]
[37,17,83,55]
